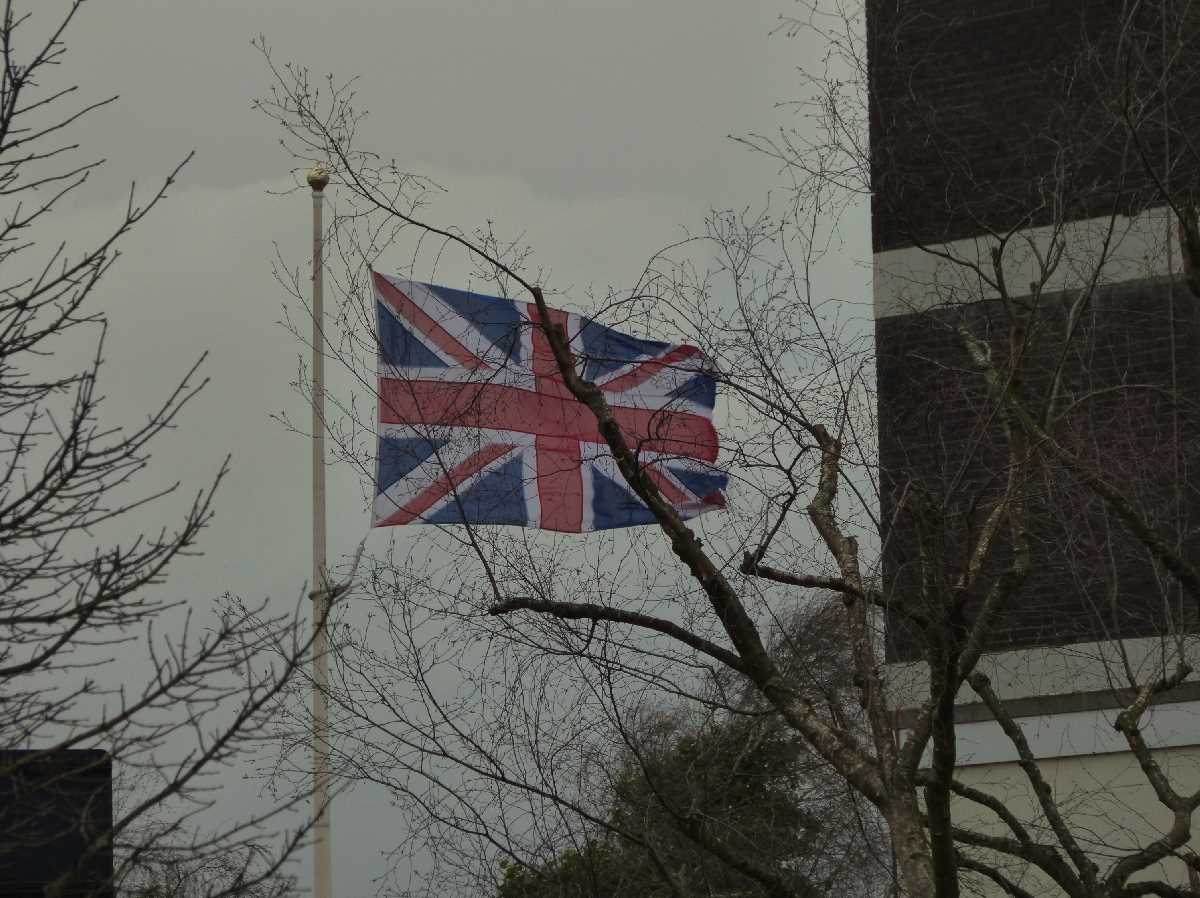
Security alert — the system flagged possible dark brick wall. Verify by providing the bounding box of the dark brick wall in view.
[879,280,1200,660]
[868,0,1200,253]
[871,0,1200,662]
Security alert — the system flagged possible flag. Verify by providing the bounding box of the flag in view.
[372,272,727,532]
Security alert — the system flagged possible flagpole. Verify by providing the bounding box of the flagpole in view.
[307,163,333,898]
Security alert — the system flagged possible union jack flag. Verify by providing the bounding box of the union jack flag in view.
[372,272,727,532]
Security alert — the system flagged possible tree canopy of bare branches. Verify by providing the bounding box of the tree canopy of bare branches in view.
[0,4,323,896]
[257,1,1200,896]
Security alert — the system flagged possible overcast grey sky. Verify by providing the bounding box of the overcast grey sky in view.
[45,0,871,894]
[73,0,807,204]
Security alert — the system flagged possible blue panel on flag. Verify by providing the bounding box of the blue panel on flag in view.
[378,301,449,368]
[577,317,669,380]
[425,284,524,363]
[667,373,717,409]
[377,436,448,494]
[426,457,528,526]
[667,465,727,501]
[590,469,657,529]
[0,749,113,898]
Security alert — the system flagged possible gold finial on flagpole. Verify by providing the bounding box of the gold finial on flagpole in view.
[307,163,330,193]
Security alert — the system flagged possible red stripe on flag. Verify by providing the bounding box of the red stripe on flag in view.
[704,491,727,508]
[375,441,514,527]
[379,379,719,462]
[535,435,583,532]
[528,304,575,400]
[599,345,702,394]
[643,464,691,507]
[374,272,491,370]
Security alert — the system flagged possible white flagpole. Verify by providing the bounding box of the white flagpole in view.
[307,163,333,898]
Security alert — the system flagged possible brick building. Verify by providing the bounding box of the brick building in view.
[870,0,1200,892]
